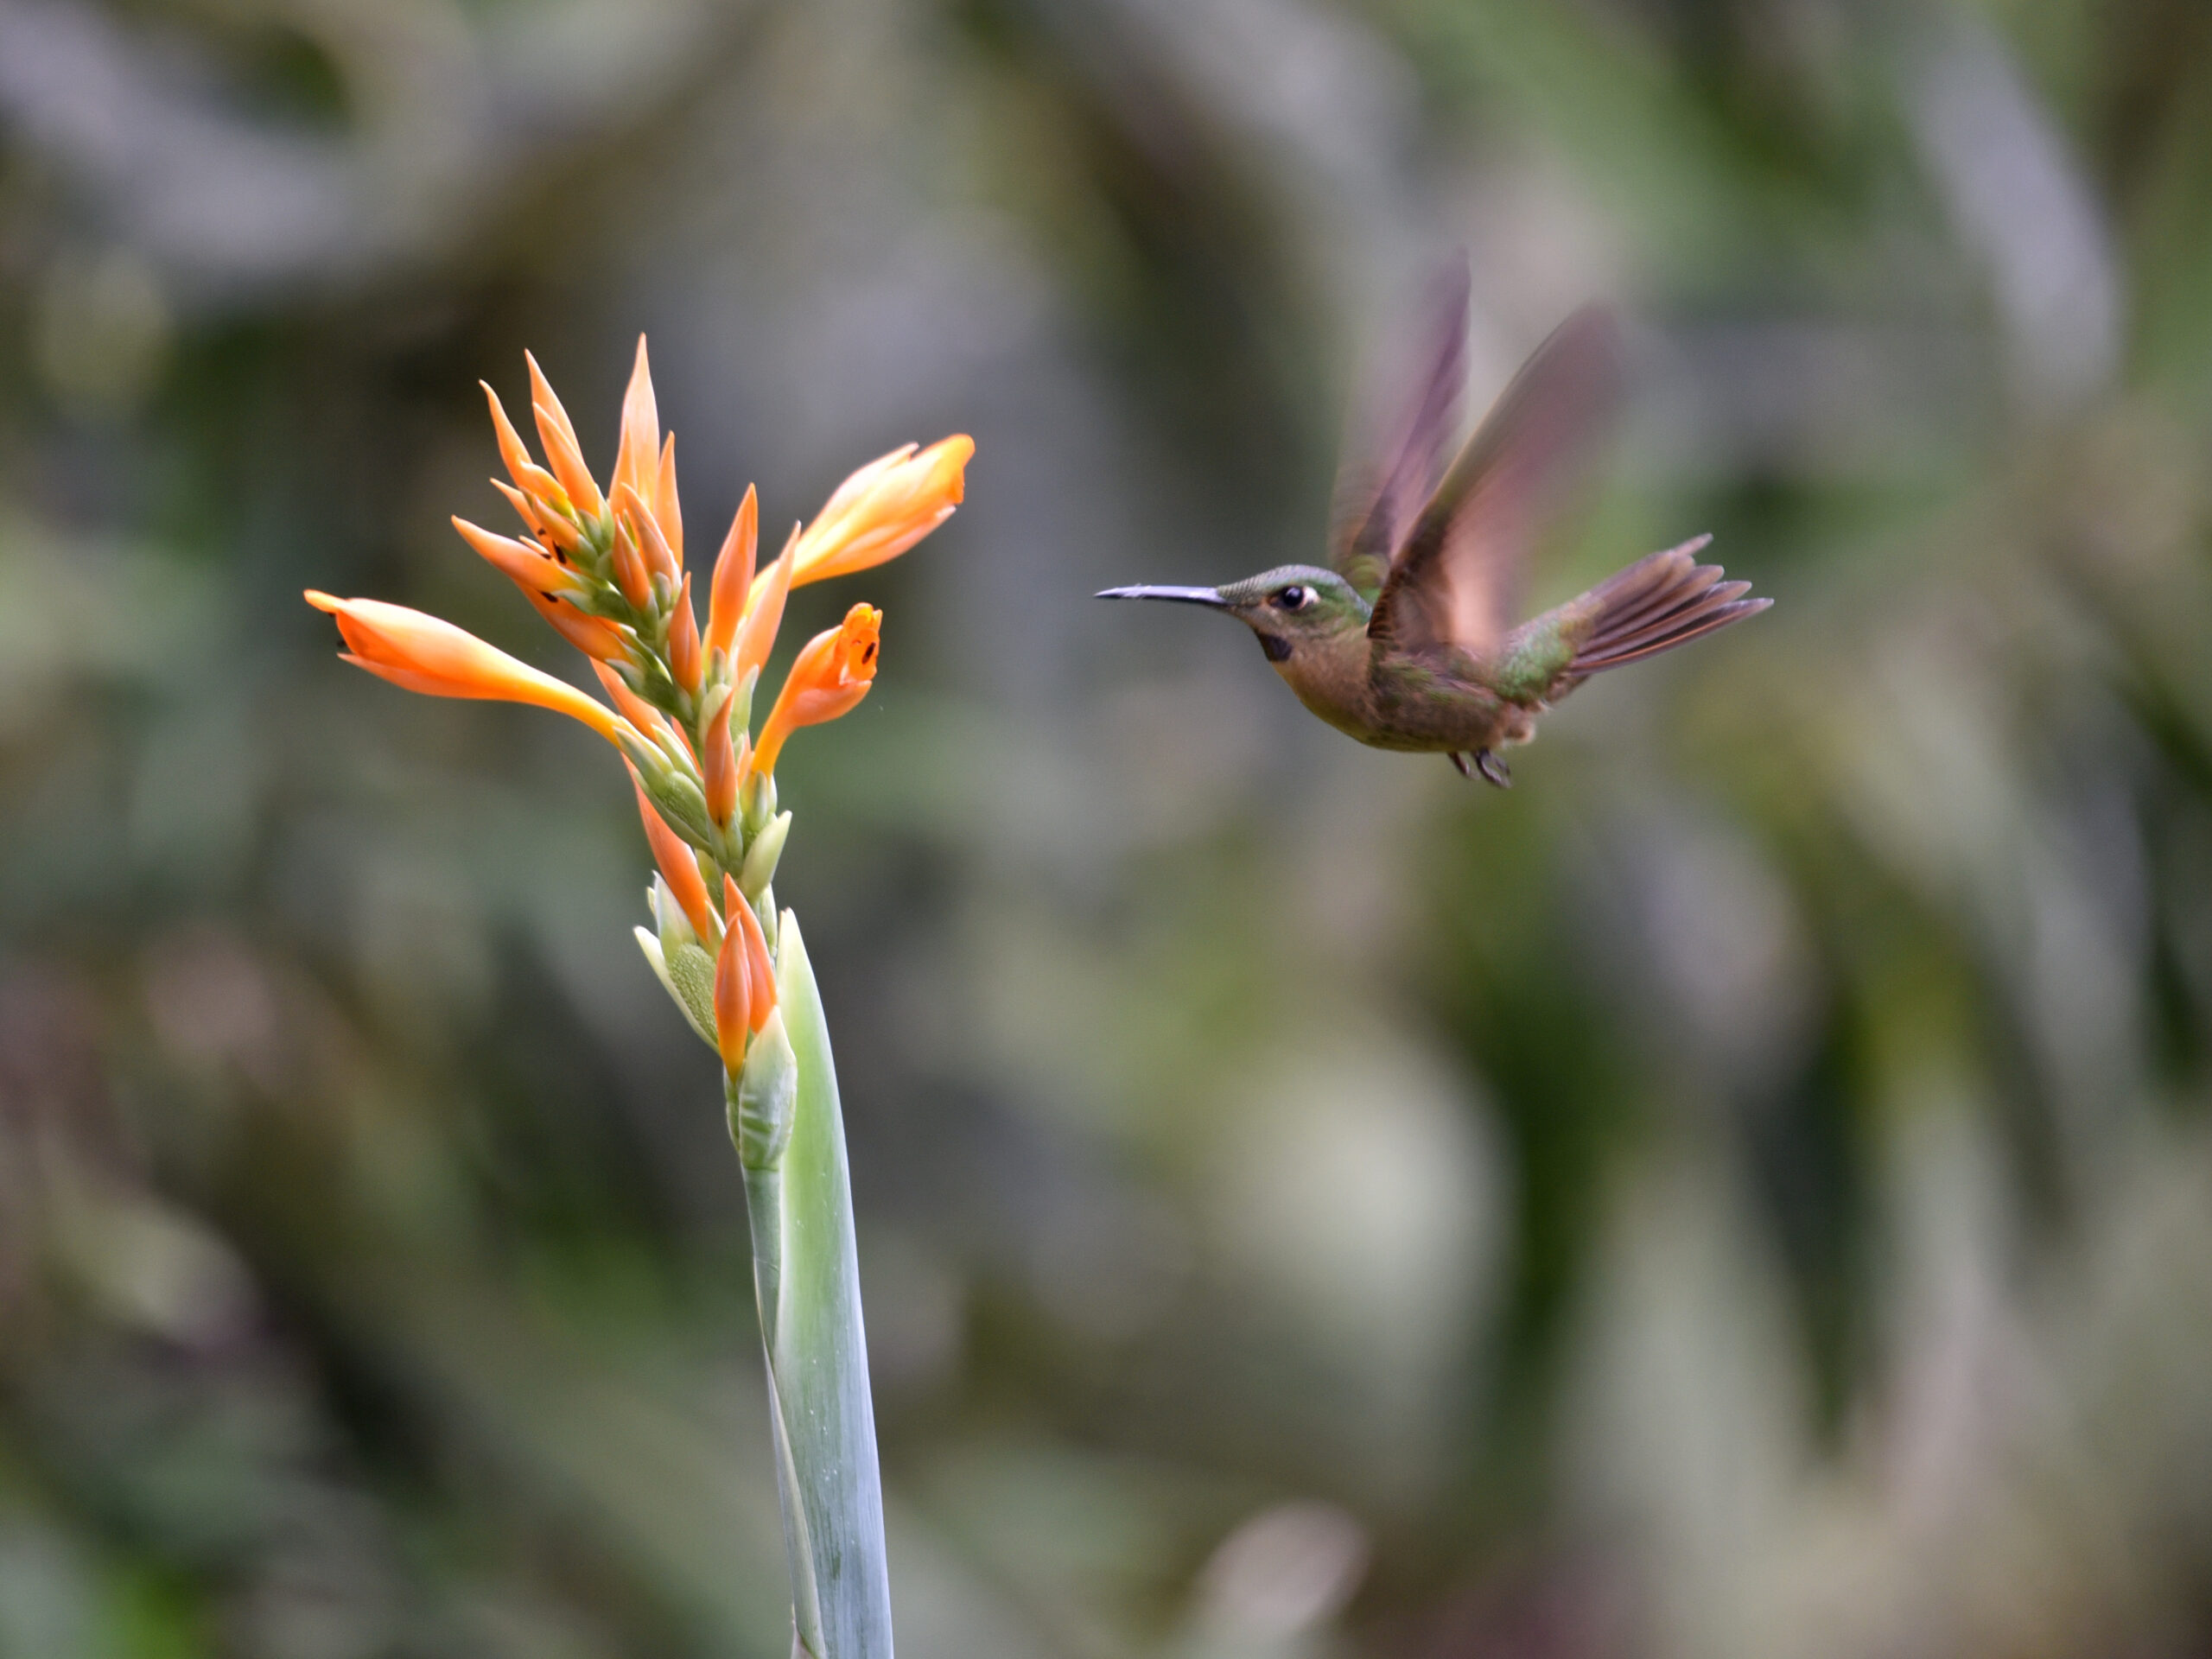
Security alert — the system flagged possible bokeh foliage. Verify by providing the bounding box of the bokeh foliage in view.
[4,0,2212,1654]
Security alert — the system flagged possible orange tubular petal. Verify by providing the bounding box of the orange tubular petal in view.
[452,517,571,595]
[734,526,799,686]
[731,887,778,1033]
[481,383,570,512]
[791,435,972,588]
[750,603,881,778]
[611,337,660,508]
[632,772,716,940]
[339,653,480,700]
[702,695,738,827]
[524,590,631,660]
[526,355,604,519]
[705,486,759,659]
[305,590,619,741]
[814,444,913,524]
[712,894,751,1075]
[655,434,683,566]
[669,573,702,694]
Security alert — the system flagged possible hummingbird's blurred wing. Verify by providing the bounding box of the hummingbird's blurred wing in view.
[1329,258,1471,601]
[1368,305,1619,664]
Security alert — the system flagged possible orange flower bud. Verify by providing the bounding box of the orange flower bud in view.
[305,591,618,741]
[533,410,602,530]
[615,484,681,586]
[451,516,572,596]
[488,477,549,540]
[734,526,798,686]
[669,573,702,694]
[632,772,715,942]
[712,889,752,1076]
[481,383,569,513]
[655,434,683,566]
[702,693,740,826]
[727,874,778,1033]
[611,337,660,510]
[525,353,605,520]
[791,435,972,588]
[751,603,881,778]
[609,517,652,610]
[706,485,759,660]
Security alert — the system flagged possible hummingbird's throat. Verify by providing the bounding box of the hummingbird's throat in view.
[1255,632,1291,663]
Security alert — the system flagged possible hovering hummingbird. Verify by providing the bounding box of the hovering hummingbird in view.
[1097,275,1769,786]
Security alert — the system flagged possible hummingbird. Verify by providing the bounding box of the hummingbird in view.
[1097,275,1769,786]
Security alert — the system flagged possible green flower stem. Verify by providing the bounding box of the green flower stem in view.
[739,912,893,1659]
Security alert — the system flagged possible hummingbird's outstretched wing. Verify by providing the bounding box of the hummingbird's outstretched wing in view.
[1367,305,1619,664]
[1329,259,1471,601]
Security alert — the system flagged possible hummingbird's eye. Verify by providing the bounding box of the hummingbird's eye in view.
[1274,585,1310,611]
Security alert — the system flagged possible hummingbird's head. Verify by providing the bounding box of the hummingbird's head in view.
[1095,564,1368,664]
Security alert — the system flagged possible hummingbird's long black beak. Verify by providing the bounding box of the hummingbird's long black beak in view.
[1094,584,1227,607]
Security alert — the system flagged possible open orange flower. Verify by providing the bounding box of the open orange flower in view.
[751,604,881,779]
[790,437,972,588]
[306,592,619,741]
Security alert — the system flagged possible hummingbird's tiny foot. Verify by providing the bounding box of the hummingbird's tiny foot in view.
[1475,749,1512,789]
[1450,752,1472,779]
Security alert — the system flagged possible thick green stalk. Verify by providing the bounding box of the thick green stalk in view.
[738,912,893,1658]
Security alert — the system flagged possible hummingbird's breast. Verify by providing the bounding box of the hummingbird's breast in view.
[1270,632,1383,741]
[1274,634,1534,753]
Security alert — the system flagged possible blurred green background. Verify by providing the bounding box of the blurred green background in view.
[5,0,2212,1654]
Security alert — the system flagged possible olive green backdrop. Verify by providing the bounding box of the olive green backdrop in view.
[4,0,2212,1654]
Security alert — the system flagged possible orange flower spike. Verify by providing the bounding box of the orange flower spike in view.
[791,435,973,588]
[615,484,681,586]
[304,591,620,741]
[655,434,683,566]
[632,772,716,941]
[611,337,661,508]
[668,573,703,694]
[711,887,753,1076]
[451,516,572,596]
[734,526,799,685]
[609,516,652,610]
[480,383,569,513]
[705,485,759,659]
[524,590,631,661]
[728,879,779,1033]
[702,692,740,827]
[524,353,605,521]
[751,603,882,778]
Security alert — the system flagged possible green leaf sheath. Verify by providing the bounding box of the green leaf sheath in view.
[741,913,893,1659]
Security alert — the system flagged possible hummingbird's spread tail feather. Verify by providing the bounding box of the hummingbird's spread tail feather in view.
[1566,535,1770,680]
